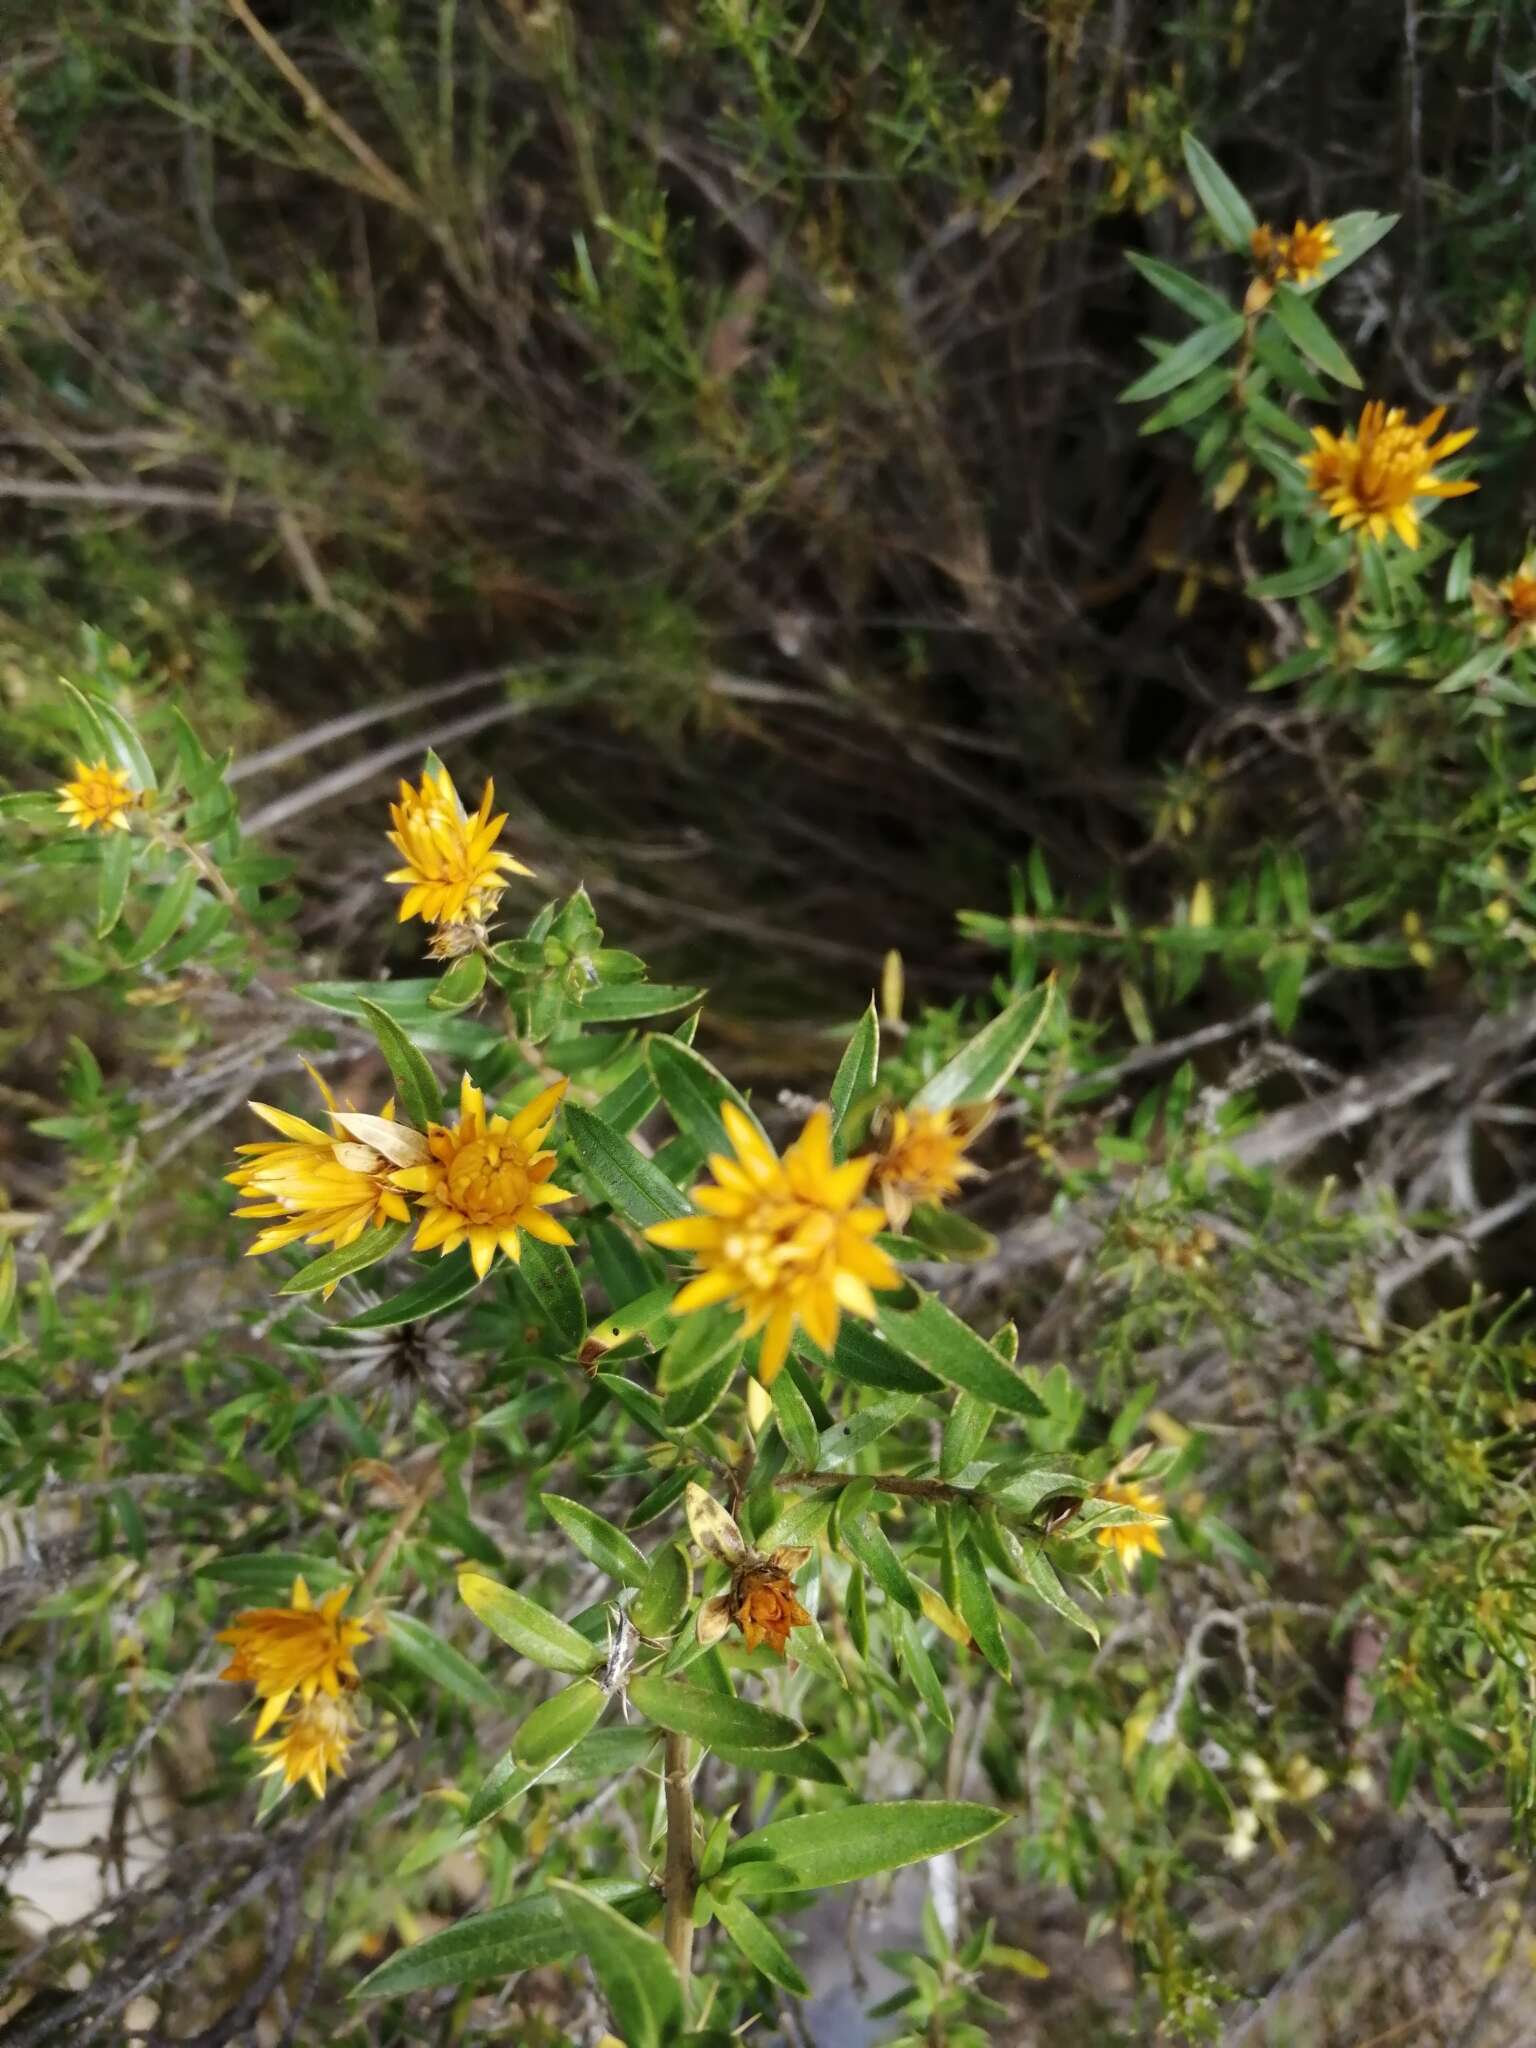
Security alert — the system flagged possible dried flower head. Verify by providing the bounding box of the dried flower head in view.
[645,1103,900,1385]
[385,764,532,928]
[255,1691,358,1799]
[868,1103,988,1230]
[686,1484,813,1657]
[1303,401,1477,549]
[217,1575,370,1736]
[1092,1478,1167,1576]
[1251,217,1338,285]
[390,1073,574,1280]
[56,758,136,833]
[227,1066,422,1285]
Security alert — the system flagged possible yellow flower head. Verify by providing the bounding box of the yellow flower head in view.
[386,765,531,928]
[390,1073,574,1280]
[1303,401,1477,549]
[218,1576,370,1736]
[227,1065,415,1276]
[868,1103,988,1230]
[56,758,136,833]
[645,1103,901,1385]
[1092,1479,1167,1577]
[255,1691,358,1799]
[1251,217,1337,285]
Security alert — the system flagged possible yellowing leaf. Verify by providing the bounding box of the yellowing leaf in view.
[916,1581,972,1646]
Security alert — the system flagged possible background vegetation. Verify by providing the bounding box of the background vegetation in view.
[4,1,1536,2042]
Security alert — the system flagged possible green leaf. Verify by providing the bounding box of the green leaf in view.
[1137,366,1234,436]
[1119,316,1245,403]
[277,1218,412,1295]
[198,1550,350,1599]
[646,1035,766,1158]
[628,1673,805,1752]
[543,1495,648,1588]
[95,829,134,938]
[825,1320,942,1395]
[514,1236,587,1355]
[1124,249,1232,324]
[119,864,199,964]
[429,953,487,1011]
[891,1608,954,1730]
[878,1295,1045,1418]
[941,1392,995,1481]
[386,1611,504,1709]
[565,1104,690,1227]
[829,1000,879,1153]
[954,1537,1010,1680]
[840,1514,920,1615]
[549,1882,683,2048]
[816,1395,924,1470]
[1445,536,1474,604]
[355,1882,652,1996]
[913,983,1054,1110]
[711,1740,846,1786]
[1181,132,1257,248]
[662,1345,739,1428]
[632,1542,693,1639]
[457,1571,601,1675]
[771,1369,820,1467]
[358,999,442,1128]
[659,1304,743,1392]
[577,982,703,1022]
[1247,541,1354,599]
[513,1677,607,1768]
[905,1203,997,1262]
[62,679,157,788]
[465,1748,523,1826]
[722,1801,1007,1897]
[714,1893,810,1996]
[342,1248,481,1328]
[1270,285,1361,388]
[989,1519,1098,1643]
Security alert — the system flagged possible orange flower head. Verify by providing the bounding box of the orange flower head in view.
[869,1103,988,1229]
[1092,1480,1167,1577]
[385,764,532,928]
[1500,564,1536,630]
[1250,218,1338,285]
[218,1576,370,1736]
[255,1692,358,1799]
[56,758,136,833]
[1303,401,1477,549]
[730,1558,813,1655]
[390,1072,574,1280]
[645,1103,901,1385]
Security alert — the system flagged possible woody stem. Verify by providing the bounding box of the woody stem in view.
[776,1470,980,1505]
[356,1481,434,1609]
[662,1731,697,1989]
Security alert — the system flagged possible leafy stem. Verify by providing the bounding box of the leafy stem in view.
[662,1730,696,1991]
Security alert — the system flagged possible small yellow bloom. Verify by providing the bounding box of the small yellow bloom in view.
[646,1103,900,1385]
[1092,1479,1167,1576]
[868,1104,987,1230]
[1251,217,1337,285]
[255,1691,358,1799]
[56,758,136,833]
[218,1576,370,1736]
[390,1073,574,1280]
[1498,562,1536,641]
[227,1066,415,1276]
[385,765,532,928]
[1302,400,1477,550]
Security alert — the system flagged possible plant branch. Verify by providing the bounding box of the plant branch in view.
[662,1731,697,1991]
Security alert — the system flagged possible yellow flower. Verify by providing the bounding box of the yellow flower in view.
[1302,401,1477,549]
[390,1073,574,1280]
[1092,1479,1167,1576]
[218,1576,370,1736]
[385,765,532,927]
[56,758,136,833]
[255,1692,358,1799]
[645,1103,900,1385]
[227,1065,415,1274]
[1499,563,1536,639]
[868,1104,987,1230]
[1251,217,1338,285]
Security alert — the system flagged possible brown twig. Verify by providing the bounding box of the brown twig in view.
[662,1731,697,1991]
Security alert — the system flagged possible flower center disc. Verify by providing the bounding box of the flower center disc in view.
[445,1136,530,1221]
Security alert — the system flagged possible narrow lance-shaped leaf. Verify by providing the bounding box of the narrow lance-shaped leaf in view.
[549,1882,684,2048]
[277,1217,412,1296]
[912,982,1054,1111]
[646,1033,768,1157]
[712,1892,811,1996]
[457,1571,602,1675]
[721,1800,1007,1896]
[542,1495,648,1588]
[354,1882,653,1997]
[1270,285,1361,389]
[878,1293,1046,1418]
[1119,315,1246,404]
[1181,132,1257,248]
[564,1103,690,1227]
[359,997,442,1128]
[829,998,879,1154]
[628,1672,805,1752]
